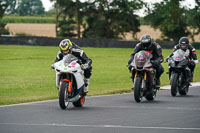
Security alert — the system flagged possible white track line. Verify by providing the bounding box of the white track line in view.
[0,122,199,130]
[0,99,57,108]
[87,106,200,111]
[160,82,200,90]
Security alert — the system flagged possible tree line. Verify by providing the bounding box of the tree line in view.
[0,0,200,42]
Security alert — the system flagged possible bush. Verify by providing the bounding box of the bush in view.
[192,42,200,49]
[0,21,9,35]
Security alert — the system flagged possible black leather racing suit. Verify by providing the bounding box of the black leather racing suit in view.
[128,42,164,84]
[169,44,197,81]
[54,42,92,79]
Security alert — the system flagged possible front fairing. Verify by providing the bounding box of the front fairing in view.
[130,51,153,70]
[168,49,189,68]
[176,59,189,68]
[54,54,84,91]
[54,54,81,73]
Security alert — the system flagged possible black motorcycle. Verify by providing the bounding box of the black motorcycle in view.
[167,49,191,96]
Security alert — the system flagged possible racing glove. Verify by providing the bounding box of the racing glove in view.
[81,63,89,70]
[128,65,133,72]
[193,60,199,64]
[166,56,170,62]
[51,63,55,69]
[150,60,159,66]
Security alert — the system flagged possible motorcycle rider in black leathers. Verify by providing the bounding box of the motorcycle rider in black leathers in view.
[51,39,92,93]
[167,37,198,82]
[128,34,164,88]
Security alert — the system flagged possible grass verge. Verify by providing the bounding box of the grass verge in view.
[0,45,199,105]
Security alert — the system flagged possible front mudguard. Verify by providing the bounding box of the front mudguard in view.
[170,71,181,86]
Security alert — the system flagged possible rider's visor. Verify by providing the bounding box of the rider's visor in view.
[62,49,70,55]
[181,44,187,49]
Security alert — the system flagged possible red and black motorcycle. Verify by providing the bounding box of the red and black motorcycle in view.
[129,50,158,103]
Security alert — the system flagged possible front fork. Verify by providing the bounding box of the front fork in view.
[58,74,74,94]
[134,71,154,91]
[61,79,73,93]
[134,71,147,90]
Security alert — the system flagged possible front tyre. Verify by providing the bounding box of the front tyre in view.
[134,77,143,103]
[59,81,70,109]
[171,73,178,97]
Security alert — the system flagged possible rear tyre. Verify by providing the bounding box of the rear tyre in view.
[145,90,156,101]
[171,73,178,97]
[179,84,189,95]
[134,77,143,103]
[72,96,85,107]
[59,81,69,109]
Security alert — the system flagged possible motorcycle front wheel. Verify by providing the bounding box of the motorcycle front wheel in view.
[59,81,70,109]
[134,76,143,103]
[171,73,179,96]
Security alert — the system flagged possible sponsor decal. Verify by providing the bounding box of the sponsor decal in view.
[157,45,161,48]
[71,62,77,68]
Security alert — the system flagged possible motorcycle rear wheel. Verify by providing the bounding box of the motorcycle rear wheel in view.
[145,89,156,101]
[179,84,189,95]
[59,81,70,109]
[72,96,85,107]
[171,73,178,96]
[134,77,143,103]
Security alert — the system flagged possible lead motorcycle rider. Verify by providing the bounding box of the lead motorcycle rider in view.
[128,34,164,88]
[51,39,92,94]
[167,37,198,82]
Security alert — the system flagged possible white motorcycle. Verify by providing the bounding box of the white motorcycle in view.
[52,54,86,109]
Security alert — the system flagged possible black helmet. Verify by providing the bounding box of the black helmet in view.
[179,37,189,51]
[140,34,152,48]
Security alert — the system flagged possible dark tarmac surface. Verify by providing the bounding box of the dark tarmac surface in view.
[0,86,200,133]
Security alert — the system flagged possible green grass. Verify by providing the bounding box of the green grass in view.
[0,45,199,105]
[2,16,56,23]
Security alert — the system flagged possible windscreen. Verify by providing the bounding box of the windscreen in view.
[172,49,185,62]
[63,54,77,65]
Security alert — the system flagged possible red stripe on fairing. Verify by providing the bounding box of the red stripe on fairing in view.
[147,51,152,54]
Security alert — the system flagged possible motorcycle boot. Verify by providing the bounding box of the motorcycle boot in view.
[186,67,192,82]
[189,66,194,82]
[156,78,160,89]
[155,64,164,89]
[131,71,136,90]
[191,72,194,82]
[147,71,154,91]
[83,78,90,93]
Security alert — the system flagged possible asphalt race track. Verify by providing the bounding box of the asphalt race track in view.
[0,86,200,133]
